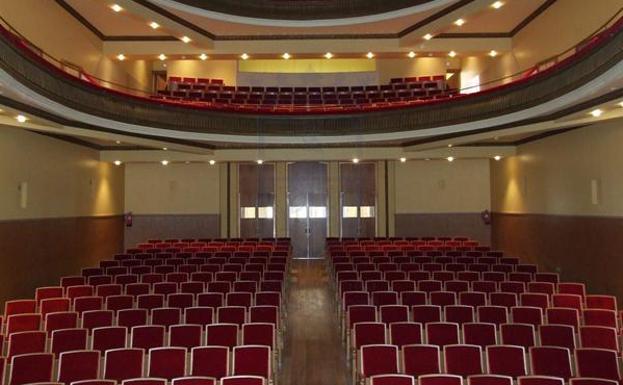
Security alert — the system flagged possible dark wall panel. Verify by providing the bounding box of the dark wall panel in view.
[492,212,623,302]
[124,214,220,248]
[395,213,491,245]
[0,215,124,304]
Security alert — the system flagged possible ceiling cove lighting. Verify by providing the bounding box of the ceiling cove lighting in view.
[324,52,334,59]
[282,53,291,60]
[423,33,433,40]
[116,54,126,61]
[366,52,375,59]
[448,51,457,58]
[113,160,122,166]
[454,18,465,26]
[209,160,216,165]
[161,160,169,166]
[489,50,498,57]
[400,157,407,163]
[493,155,502,161]
[240,53,250,60]
[158,54,167,61]
[408,51,417,58]
[110,4,123,12]
[15,114,27,123]
[447,156,455,162]
[590,109,603,117]
[149,22,160,29]
[491,1,504,9]
[180,36,191,43]
[199,53,208,61]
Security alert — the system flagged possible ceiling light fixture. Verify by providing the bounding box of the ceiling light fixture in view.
[423,33,433,40]
[282,53,291,60]
[199,53,208,61]
[489,50,498,57]
[366,52,375,59]
[110,4,123,12]
[454,18,465,26]
[162,147,168,151]
[491,1,504,9]
[324,52,333,59]
[447,156,455,162]
[115,140,121,144]
[161,160,169,166]
[209,160,216,165]
[180,36,191,43]
[257,159,264,165]
[408,51,417,58]
[15,114,27,123]
[590,109,603,117]
[493,155,502,161]
[113,160,122,166]
[448,144,453,148]
[240,53,249,60]
[116,54,126,61]
[158,54,167,61]
[400,157,407,163]
[149,22,160,29]
[448,51,457,58]
[352,158,360,164]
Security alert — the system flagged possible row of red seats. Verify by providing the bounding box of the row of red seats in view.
[168,77,224,85]
[84,262,286,277]
[2,345,270,385]
[367,374,617,385]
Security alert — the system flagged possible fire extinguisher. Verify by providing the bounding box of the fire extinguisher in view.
[125,212,133,227]
[481,209,491,225]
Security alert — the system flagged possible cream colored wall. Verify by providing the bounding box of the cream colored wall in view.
[491,121,623,216]
[161,60,238,85]
[0,0,151,91]
[124,163,220,215]
[0,127,124,220]
[394,159,491,213]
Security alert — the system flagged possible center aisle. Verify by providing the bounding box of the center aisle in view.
[278,259,349,385]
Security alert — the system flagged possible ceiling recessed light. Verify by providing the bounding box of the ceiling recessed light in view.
[400,157,407,163]
[618,101,623,107]
[161,160,169,166]
[199,53,208,61]
[113,160,122,166]
[257,159,263,165]
[180,36,191,43]
[491,1,504,9]
[352,158,360,164]
[447,156,455,162]
[209,160,216,165]
[408,51,417,58]
[15,114,27,123]
[454,18,465,26]
[423,33,433,40]
[110,4,123,12]
[493,155,502,161]
[116,54,126,61]
[115,140,121,144]
[448,144,453,148]
[240,53,249,60]
[448,51,457,58]
[324,52,333,59]
[162,147,168,151]
[158,54,167,61]
[282,53,291,60]
[149,22,160,29]
[489,50,498,57]
[366,52,375,59]
[590,109,603,117]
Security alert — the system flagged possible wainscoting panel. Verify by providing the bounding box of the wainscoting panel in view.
[492,212,623,302]
[124,214,220,248]
[394,213,491,245]
[0,215,124,304]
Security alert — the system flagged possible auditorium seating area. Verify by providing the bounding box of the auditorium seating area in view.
[327,237,621,385]
[154,76,452,108]
[0,238,290,385]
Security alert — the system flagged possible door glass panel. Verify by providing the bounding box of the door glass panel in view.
[309,206,327,218]
[342,206,358,218]
[257,206,274,219]
[241,207,256,219]
[289,206,308,218]
[360,206,376,218]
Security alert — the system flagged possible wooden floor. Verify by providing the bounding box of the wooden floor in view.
[278,259,349,385]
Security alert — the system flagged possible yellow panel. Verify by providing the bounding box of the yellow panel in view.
[238,59,376,73]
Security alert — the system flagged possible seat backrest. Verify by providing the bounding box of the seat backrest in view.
[529,346,573,379]
[402,344,441,376]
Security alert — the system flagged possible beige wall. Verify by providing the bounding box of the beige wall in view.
[0,127,124,220]
[394,159,491,213]
[0,0,152,91]
[124,163,221,215]
[491,121,623,216]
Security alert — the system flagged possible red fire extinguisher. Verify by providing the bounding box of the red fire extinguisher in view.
[125,212,133,227]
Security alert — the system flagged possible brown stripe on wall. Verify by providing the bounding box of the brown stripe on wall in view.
[0,215,124,304]
[394,213,490,245]
[124,214,221,249]
[492,212,623,303]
